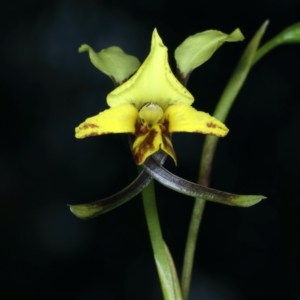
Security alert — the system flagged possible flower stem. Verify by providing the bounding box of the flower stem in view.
[142,178,182,300]
[181,198,206,300]
[180,21,269,300]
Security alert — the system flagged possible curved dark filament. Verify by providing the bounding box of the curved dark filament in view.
[142,153,265,207]
[69,151,166,219]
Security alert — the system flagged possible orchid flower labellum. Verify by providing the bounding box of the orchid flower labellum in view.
[75,28,245,164]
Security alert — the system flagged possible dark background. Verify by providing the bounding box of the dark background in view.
[1,0,300,299]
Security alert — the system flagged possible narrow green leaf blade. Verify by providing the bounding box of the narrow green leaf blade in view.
[155,256,177,300]
[164,242,183,300]
[253,22,300,65]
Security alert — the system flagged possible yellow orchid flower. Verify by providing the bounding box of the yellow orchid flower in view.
[75,28,244,165]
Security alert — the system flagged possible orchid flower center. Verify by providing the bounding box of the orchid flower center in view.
[138,102,164,128]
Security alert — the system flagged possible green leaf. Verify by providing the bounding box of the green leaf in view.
[175,28,245,80]
[253,22,300,65]
[155,256,177,300]
[79,45,141,85]
[163,242,183,300]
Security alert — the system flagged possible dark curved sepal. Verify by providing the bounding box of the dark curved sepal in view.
[142,153,266,207]
[69,152,167,219]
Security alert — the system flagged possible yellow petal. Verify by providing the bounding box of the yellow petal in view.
[132,124,177,165]
[107,29,194,110]
[75,103,138,138]
[163,104,229,137]
[79,45,141,85]
[175,28,245,77]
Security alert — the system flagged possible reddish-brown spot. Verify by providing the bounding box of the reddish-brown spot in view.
[82,123,99,129]
[206,132,224,137]
[83,132,99,137]
[160,124,167,133]
[206,122,217,128]
[195,130,223,136]
[133,129,157,164]
[206,122,224,130]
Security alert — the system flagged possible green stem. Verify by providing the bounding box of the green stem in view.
[181,198,206,300]
[180,21,269,300]
[142,179,182,300]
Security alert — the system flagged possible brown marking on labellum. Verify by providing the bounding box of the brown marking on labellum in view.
[135,123,149,137]
[161,119,170,134]
[82,123,99,129]
[161,134,177,163]
[134,129,157,164]
[134,120,140,133]
[160,124,167,133]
